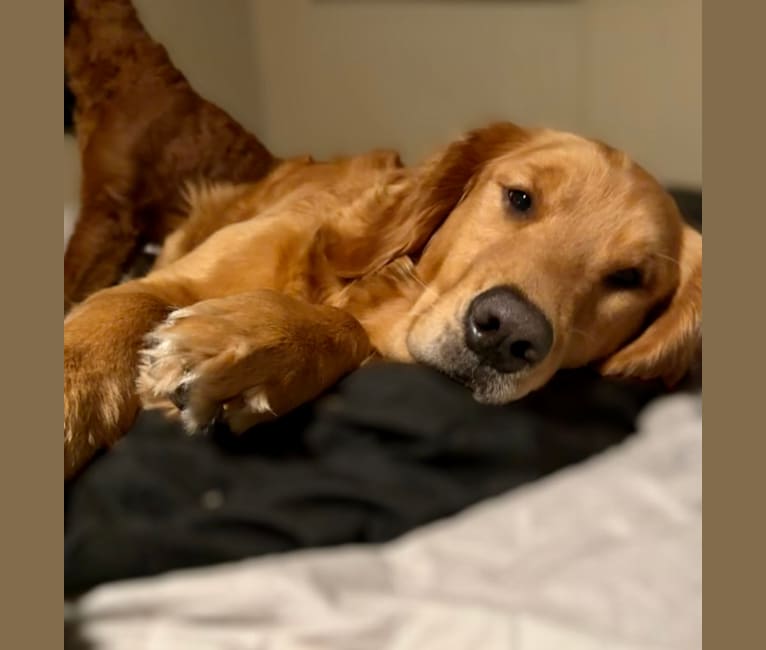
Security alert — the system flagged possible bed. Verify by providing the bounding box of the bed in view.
[67,391,701,650]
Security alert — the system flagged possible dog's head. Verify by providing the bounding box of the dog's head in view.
[344,123,701,402]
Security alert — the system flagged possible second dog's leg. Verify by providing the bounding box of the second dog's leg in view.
[64,197,139,313]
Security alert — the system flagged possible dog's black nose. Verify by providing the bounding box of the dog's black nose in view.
[465,286,553,373]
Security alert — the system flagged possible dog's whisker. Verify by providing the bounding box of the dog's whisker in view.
[571,327,595,342]
[651,252,681,267]
[400,263,440,301]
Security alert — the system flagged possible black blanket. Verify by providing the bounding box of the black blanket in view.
[65,363,667,597]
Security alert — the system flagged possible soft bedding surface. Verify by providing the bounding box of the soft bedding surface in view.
[65,362,656,595]
[70,391,701,650]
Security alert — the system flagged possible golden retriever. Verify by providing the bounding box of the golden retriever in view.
[64,120,702,479]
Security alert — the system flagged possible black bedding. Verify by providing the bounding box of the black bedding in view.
[65,363,669,597]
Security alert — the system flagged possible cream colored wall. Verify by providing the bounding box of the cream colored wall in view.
[249,0,584,163]
[65,0,702,212]
[581,1,702,186]
[249,0,701,186]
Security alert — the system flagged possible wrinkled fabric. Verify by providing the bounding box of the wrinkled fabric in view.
[65,363,662,596]
[72,393,701,650]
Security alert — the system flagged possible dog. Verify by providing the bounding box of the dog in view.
[63,1,702,480]
[64,0,274,312]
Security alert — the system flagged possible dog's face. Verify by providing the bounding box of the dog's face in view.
[400,127,701,402]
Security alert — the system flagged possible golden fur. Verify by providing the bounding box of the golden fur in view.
[65,122,702,479]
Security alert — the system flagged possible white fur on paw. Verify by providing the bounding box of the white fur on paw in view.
[245,389,275,415]
[138,332,186,401]
[163,306,193,325]
[137,312,200,425]
[137,307,277,435]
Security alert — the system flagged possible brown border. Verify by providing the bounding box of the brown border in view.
[0,0,61,648]
[703,0,765,646]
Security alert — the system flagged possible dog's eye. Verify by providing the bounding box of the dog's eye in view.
[605,267,644,290]
[505,188,533,214]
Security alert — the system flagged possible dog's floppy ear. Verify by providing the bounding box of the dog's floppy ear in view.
[600,224,702,385]
[325,122,529,278]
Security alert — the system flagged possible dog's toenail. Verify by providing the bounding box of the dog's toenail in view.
[201,406,226,436]
[170,383,190,410]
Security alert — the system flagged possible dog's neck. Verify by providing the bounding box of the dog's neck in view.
[327,257,424,360]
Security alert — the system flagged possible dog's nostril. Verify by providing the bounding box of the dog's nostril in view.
[475,314,501,332]
[509,339,536,363]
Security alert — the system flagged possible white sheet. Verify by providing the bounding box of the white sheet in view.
[72,392,701,650]
[65,203,78,249]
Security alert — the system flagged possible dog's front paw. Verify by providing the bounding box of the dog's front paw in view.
[138,292,359,433]
[138,293,371,433]
[137,306,277,434]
